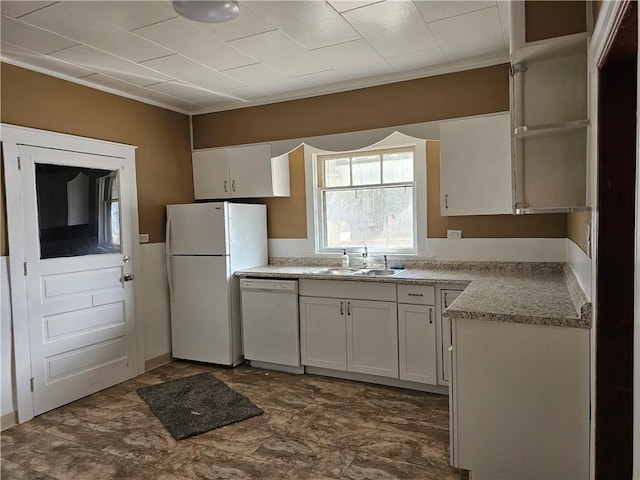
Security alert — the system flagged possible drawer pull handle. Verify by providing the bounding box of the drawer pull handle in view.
[407,293,423,297]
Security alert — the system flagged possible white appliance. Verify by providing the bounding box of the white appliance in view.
[240,278,302,373]
[166,202,267,365]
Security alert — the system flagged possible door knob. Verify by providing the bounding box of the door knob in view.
[123,273,135,282]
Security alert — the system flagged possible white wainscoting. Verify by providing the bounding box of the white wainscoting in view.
[1,257,16,418]
[269,237,568,262]
[139,243,171,364]
[566,239,592,300]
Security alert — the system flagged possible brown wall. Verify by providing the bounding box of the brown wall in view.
[525,1,587,42]
[193,64,510,148]
[262,146,307,238]
[0,63,193,253]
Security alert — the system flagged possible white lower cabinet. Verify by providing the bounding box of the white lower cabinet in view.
[347,300,398,378]
[299,279,398,378]
[398,304,437,384]
[438,288,464,386]
[450,318,589,479]
[299,296,346,371]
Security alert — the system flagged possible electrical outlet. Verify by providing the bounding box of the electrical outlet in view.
[447,230,462,239]
[139,233,150,243]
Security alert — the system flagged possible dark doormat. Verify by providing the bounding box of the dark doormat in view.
[136,372,263,440]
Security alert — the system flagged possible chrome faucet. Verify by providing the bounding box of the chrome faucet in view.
[362,246,368,268]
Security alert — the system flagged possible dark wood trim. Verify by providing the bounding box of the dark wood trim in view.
[595,2,637,478]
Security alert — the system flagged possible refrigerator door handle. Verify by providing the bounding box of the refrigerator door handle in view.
[166,255,175,303]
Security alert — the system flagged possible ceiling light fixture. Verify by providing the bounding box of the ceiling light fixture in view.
[172,1,240,23]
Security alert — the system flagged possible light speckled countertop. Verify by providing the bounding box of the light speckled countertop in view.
[235,264,591,329]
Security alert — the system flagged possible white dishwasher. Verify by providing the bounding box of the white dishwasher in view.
[240,278,302,373]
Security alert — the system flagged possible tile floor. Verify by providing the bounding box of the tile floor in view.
[1,361,469,480]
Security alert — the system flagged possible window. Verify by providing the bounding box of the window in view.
[316,146,416,253]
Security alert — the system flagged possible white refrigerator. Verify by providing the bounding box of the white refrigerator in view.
[166,202,267,365]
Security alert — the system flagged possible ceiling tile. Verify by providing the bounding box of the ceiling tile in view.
[229,30,331,78]
[193,6,276,42]
[133,17,256,71]
[414,1,495,23]
[245,1,360,50]
[385,47,447,72]
[342,1,438,58]
[20,2,173,62]
[68,1,177,31]
[291,69,350,90]
[0,1,56,19]
[1,41,95,78]
[82,73,201,111]
[221,63,299,95]
[49,44,172,86]
[1,15,78,55]
[327,1,384,13]
[312,39,392,77]
[497,0,511,48]
[145,80,245,106]
[429,7,506,61]
[140,54,245,92]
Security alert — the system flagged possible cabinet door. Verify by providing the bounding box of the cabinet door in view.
[346,300,398,378]
[398,304,437,384]
[192,149,230,199]
[299,296,346,371]
[228,144,273,198]
[440,113,513,216]
[439,289,463,385]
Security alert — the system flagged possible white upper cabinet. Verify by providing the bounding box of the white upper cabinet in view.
[440,112,513,216]
[192,143,290,200]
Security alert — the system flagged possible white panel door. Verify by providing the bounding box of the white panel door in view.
[299,296,346,370]
[18,145,138,416]
[346,299,398,378]
[440,112,513,216]
[168,255,231,364]
[192,148,230,200]
[227,144,273,198]
[167,203,228,255]
[398,304,437,384]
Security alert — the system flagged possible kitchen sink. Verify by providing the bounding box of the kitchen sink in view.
[352,269,400,277]
[311,267,399,277]
[311,267,361,275]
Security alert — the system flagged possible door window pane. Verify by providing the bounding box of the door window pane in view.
[36,163,121,259]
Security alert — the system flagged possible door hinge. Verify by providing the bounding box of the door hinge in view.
[23,262,28,276]
[30,378,34,392]
[17,156,21,170]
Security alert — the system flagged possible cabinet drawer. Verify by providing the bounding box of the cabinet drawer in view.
[397,284,435,305]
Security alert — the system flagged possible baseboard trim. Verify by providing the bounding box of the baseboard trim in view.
[1,411,17,431]
[305,366,449,395]
[144,353,173,372]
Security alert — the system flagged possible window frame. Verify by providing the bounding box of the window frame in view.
[314,144,418,255]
